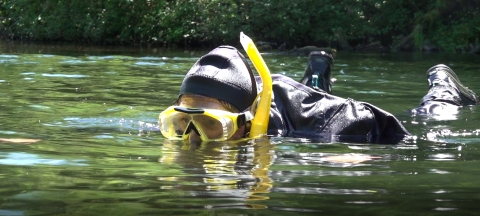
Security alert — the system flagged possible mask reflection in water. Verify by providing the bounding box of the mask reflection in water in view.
[159,139,275,207]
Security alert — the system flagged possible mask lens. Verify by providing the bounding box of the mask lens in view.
[171,112,192,135]
[159,111,192,139]
[192,115,235,140]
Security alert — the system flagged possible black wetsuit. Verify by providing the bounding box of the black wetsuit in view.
[256,75,410,144]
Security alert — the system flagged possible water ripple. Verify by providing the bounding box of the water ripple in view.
[60,59,95,64]
[0,54,19,58]
[272,187,381,195]
[134,61,165,66]
[0,210,24,216]
[0,152,87,166]
[42,73,89,78]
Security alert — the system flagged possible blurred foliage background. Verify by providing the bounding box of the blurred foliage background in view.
[0,0,479,52]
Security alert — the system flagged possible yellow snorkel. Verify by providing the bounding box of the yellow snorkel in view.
[239,32,273,139]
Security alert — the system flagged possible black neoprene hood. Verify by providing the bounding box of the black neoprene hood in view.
[179,46,257,111]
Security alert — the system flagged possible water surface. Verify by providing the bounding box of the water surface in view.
[1,43,480,215]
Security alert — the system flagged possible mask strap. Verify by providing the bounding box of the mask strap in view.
[237,111,254,137]
[237,111,254,127]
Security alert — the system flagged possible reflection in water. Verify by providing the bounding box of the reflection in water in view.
[429,169,450,174]
[160,139,275,207]
[41,73,89,78]
[345,201,387,204]
[272,187,382,195]
[434,207,457,211]
[270,170,391,179]
[427,153,456,161]
[0,152,87,166]
[0,210,24,216]
[158,138,393,210]
[275,151,381,167]
[425,128,480,144]
[134,61,166,66]
[43,116,158,134]
[411,106,460,121]
[0,138,40,144]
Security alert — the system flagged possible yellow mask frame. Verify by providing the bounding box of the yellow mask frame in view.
[159,106,254,141]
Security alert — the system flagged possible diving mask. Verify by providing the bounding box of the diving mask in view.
[159,106,254,141]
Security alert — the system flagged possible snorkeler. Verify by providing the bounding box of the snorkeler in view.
[412,64,478,115]
[159,45,411,144]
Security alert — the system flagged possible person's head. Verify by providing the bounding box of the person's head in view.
[159,46,257,143]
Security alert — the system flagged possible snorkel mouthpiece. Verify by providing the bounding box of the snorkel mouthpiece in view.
[240,32,273,139]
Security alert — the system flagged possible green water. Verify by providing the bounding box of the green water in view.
[1,43,480,215]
